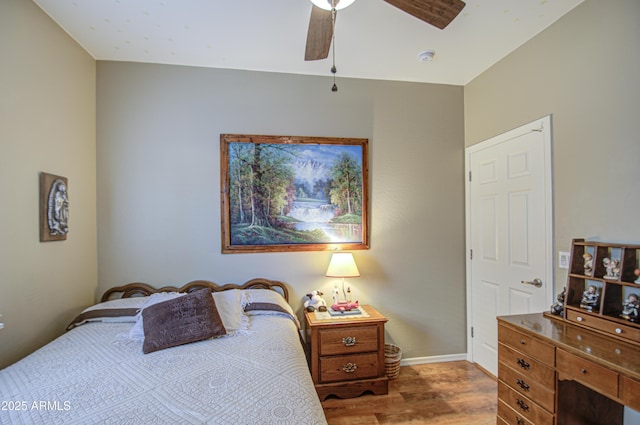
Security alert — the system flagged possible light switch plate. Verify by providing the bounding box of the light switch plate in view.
[558,251,570,269]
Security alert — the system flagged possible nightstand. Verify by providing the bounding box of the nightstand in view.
[304,305,389,400]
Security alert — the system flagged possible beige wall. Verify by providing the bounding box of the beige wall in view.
[0,0,97,368]
[5,0,636,369]
[464,0,640,295]
[96,62,466,360]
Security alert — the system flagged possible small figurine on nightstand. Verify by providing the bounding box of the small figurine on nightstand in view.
[583,253,593,275]
[634,268,640,284]
[332,286,340,305]
[603,257,620,279]
[620,293,639,322]
[580,285,600,312]
[550,287,566,317]
[304,290,328,312]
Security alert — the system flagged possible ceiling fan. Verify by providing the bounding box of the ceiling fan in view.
[305,0,466,61]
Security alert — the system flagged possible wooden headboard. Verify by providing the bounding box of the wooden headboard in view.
[101,278,289,303]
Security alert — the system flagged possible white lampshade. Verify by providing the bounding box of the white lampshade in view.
[310,0,356,11]
[325,252,360,278]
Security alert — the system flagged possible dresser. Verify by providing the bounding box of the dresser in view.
[497,313,640,425]
[304,305,388,400]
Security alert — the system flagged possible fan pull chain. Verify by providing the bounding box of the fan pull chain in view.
[331,2,338,92]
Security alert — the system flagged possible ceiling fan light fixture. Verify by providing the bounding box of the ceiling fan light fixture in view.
[417,49,436,63]
[310,0,356,11]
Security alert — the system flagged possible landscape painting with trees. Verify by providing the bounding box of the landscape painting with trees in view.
[220,134,369,253]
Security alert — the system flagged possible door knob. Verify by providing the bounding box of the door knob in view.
[521,278,543,288]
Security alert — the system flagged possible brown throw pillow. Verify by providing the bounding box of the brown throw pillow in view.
[142,288,226,354]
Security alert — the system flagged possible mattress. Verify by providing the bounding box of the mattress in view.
[0,292,327,425]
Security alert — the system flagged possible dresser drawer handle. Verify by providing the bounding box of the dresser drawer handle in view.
[516,378,530,391]
[516,358,531,370]
[580,368,587,374]
[576,316,584,322]
[516,398,530,412]
[516,417,525,425]
[520,339,526,345]
[342,362,358,373]
[615,328,623,334]
[342,336,357,346]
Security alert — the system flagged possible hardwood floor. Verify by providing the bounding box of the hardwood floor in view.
[321,361,497,425]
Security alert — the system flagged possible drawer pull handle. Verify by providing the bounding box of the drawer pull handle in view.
[342,336,357,346]
[516,398,530,412]
[520,339,526,345]
[576,316,584,322]
[516,358,531,370]
[342,362,358,373]
[615,328,623,334]
[580,368,587,374]
[516,417,525,425]
[516,378,530,391]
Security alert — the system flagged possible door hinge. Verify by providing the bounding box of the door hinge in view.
[468,171,472,182]
[470,249,473,260]
[471,326,474,338]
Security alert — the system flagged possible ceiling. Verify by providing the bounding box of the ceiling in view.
[34,0,584,86]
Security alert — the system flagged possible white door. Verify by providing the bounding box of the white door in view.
[465,116,553,377]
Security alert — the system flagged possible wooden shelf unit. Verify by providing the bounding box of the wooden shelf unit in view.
[564,238,640,344]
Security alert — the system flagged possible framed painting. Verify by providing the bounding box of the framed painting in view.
[39,172,69,242]
[220,134,369,253]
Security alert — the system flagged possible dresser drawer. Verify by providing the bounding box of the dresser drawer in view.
[318,325,378,356]
[498,399,535,425]
[566,309,640,344]
[556,349,619,399]
[498,361,555,412]
[499,324,555,366]
[498,343,556,388]
[498,381,553,425]
[620,375,640,412]
[319,352,379,383]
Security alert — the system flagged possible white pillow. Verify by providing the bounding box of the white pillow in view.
[129,290,248,340]
[129,292,185,340]
[212,289,248,334]
[241,289,294,316]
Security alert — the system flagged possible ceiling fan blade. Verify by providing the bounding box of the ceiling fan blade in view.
[305,5,334,61]
[383,0,466,30]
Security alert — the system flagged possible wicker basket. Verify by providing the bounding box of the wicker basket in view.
[384,344,402,380]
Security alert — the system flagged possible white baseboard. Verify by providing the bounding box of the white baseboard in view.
[399,353,467,366]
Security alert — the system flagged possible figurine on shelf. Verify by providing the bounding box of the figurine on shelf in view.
[602,257,620,279]
[550,287,566,317]
[634,268,640,284]
[620,293,639,322]
[580,285,600,312]
[583,253,593,275]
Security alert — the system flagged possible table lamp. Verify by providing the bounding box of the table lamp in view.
[325,252,360,305]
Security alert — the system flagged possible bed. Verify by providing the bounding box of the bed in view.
[0,278,327,425]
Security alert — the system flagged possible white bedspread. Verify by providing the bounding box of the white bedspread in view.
[0,314,327,424]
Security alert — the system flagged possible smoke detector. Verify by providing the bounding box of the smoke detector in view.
[417,49,436,63]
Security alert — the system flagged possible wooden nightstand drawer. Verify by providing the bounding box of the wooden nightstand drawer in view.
[498,381,554,425]
[498,361,555,412]
[499,324,555,367]
[498,343,555,388]
[305,305,388,399]
[318,325,378,356]
[319,352,379,383]
[557,349,619,399]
